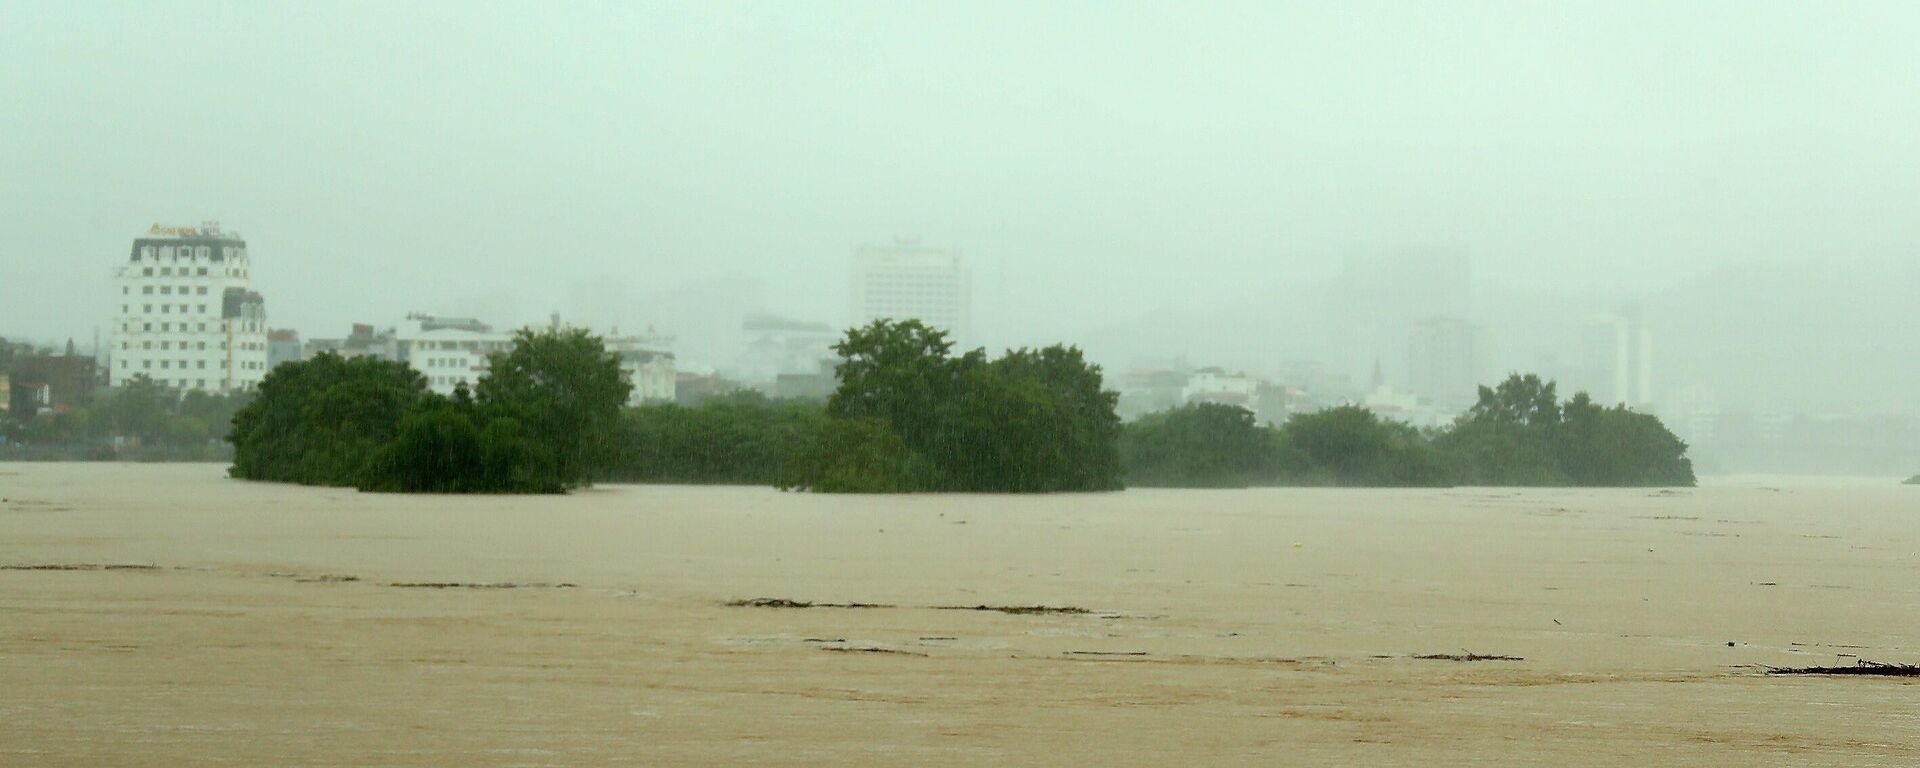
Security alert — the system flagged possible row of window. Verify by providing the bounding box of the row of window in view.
[122,358,252,371]
[124,340,215,351]
[431,376,471,387]
[126,304,209,315]
[416,340,507,351]
[138,266,246,278]
[127,285,212,296]
[130,378,243,391]
[140,246,240,261]
[121,321,263,333]
[422,357,487,368]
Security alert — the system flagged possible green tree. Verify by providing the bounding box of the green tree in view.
[1121,403,1279,488]
[475,327,631,490]
[228,354,430,485]
[1280,405,1450,487]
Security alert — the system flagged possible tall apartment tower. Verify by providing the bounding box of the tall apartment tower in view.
[109,222,270,393]
[1579,310,1653,407]
[851,238,971,346]
[1407,316,1485,411]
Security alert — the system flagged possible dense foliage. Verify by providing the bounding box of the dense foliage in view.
[1,374,249,460]
[778,319,1123,493]
[230,328,630,494]
[1119,403,1283,487]
[602,392,826,485]
[1123,374,1695,488]
[1436,374,1695,487]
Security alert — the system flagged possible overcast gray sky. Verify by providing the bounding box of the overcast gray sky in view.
[2,1,1915,410]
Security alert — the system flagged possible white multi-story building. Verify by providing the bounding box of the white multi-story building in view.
[393,315,514,395]
[851,238,971,345]
[605,329,677,404]
[109,222,269,392]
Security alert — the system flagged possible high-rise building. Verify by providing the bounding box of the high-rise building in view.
[1577,310,1653,407]
[109,222,269,393]
[1407,316,1485,410]
[851,238,971,345]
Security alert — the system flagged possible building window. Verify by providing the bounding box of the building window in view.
[198,305,206,314]
[143,323,151,331]
[160,341,170,350]
[197,360,205,369]
[197,268,208,276]
[143,342,151,349]
[161,286,172,294]
[162,323,171,331]
[142,360,151,369]
[162,305,171,313]
[143,286,153,294]
[160,360,169,369]
[143,267,153,276]
[121,305,128,313]
[161,267,172,276]
[197,286,207,295]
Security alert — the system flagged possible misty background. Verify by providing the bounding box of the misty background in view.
[3,2,1915,422]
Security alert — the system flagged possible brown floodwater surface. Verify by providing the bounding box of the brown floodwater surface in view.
[2,464,1916,766]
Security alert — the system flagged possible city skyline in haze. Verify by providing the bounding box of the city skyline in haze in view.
[3,1,1915,412]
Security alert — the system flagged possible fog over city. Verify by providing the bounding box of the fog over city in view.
[4,2,1915,419]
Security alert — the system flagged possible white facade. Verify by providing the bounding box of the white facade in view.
[1407,316,1484,410]
[1182,369,1261,411]
[109,223,269,393]
[851,239,971,345]
[397,323,515,395]
[605,331,677,404]
[1579,311,1653,407]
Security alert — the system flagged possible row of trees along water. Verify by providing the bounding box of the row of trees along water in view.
[2,375,249,461]
[229,320,1693,494]
[1122,374,1695,488]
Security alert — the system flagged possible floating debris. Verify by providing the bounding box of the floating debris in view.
[724,598,891,609]
[1767,660,1920,676]
[934,604,1093,615]
[820,646,926,657]
[1413,652,1524,662]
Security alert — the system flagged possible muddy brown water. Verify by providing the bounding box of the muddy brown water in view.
[3,464,1916,766]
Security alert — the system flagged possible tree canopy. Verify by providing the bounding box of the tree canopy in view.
[230,328,632,494]
[1124,374,1695,488]
[780,319,1123,493]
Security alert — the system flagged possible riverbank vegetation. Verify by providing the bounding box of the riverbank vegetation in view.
[774,320,1123,493]
[0,375,247,461]
[1122,374,1695,488]
[229,328,629,494]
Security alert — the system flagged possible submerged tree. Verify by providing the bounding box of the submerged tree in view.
[476,327,632,490]
[786,319,1123,493]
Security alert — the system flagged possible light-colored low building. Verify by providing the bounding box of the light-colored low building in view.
[605,328,677,405]
[394,315,514,395]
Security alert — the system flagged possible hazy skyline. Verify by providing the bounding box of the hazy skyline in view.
[3,2,1915,410]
